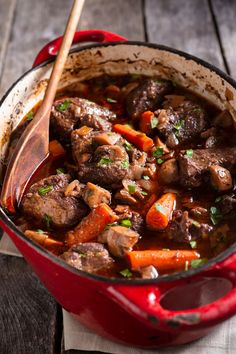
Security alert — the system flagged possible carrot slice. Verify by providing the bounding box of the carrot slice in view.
[66,203,118,247]
[146,192,176,230]
[49,140,66,159]
[113,124,154,152]
[139,111,155,134]
[127,250,200,271]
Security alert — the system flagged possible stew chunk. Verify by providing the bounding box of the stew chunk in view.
[126,78,173,119]
[21,174,88,228]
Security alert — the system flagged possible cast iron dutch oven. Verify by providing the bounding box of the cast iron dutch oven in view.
[1,30,236,348]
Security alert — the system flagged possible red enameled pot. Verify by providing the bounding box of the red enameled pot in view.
[1,30,236,348]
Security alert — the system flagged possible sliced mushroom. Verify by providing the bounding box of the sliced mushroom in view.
[99,225,139,257]
[139,265,159,279]
[158,158,179,184]
[93,132,121,146]
[209,165,233,191]
[64,180,82,197]
[82,182,111,208]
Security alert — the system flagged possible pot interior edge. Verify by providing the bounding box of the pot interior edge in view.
[1,42,236,285]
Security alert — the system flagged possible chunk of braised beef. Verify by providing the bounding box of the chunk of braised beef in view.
[21,174,88,229]
[126,78,173,119]
[78,145,129,186]
[50,97,115,140]
[61,242,114,273]
[114,204,144,233]
[156,100,208,147]
[218,194,236,215]
[178,147,236,188]
[168,210,212,243]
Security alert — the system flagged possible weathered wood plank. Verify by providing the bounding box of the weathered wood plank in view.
[80,0,144,40]
[0,0,144,98]
[210,0,236,77]
[0,255,58,354]
[0,0,17,82]
[145,0,225,70]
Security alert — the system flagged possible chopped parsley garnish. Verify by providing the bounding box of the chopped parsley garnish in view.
[43,214,52,229]
[191,258,208,269]
[143,175,150,180]
[56,168,65,174]
[185,149,193,158]
[128,185,136,194]
[193,108,202,113]
[120,268,132,278]
[121,160,129,169]
[78,251,87,258]
[191,219,201,228]
[150,116,159,129]
[124,141,132,151]
[174,119,184,131]
[141,190,148,196]
[215,196,222,203]
[190,240,197,249]
[157,158,163,165]
[155,203,166,213]
[98,158,113,166]
[153,147,163,158]
[106,97,117,103]
[120,219,132,228]
[210,206,222,225]
[38,185,53,196]
[36,229,45,234]
[26,111,34,121]
[56,100,71,111]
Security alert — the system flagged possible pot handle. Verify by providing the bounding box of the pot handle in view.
[107,262,236,331]
[33,29,127,67]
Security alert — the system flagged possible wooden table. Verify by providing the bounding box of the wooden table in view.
[0,0,236,352]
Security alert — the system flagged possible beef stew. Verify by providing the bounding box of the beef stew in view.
[9,74,236,279]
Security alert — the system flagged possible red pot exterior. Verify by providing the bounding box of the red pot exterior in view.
[2,30,236,348]
[2,219,236,348]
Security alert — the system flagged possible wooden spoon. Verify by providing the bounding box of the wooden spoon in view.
[1,0,85,213]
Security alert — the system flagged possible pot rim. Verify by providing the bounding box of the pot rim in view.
[1,40,236,285]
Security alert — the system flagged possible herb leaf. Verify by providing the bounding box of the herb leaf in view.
[157,158,163,165]
[56,100,71,111]
[174,119,184,131]
[43,214,52,229]
[120,268,132,278]
[215,196,222,203]
[210,206,222,225]
[153,147,163,158]
[150,116,159,129]
[98,158,113,166]
[124,141,132,151]
[56,168,65,174]
[120,219,132,228]
[191,258,208,269]
[26,111,34,121]
[38,185,53,196]
[36,229,45,234]
[121,160,129,169]
[155,203,166,214]
[106,97,117,103]
[185,149,193,158]
[190,240,197,249]
[143,175,150,180]
[141,190,148,196]
[128,184,136,194]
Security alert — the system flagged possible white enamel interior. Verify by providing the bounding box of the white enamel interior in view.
[1,43,236,179]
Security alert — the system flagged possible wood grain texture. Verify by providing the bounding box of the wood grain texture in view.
[0,255,58,354]
[0,0,17,82]
[80,0,144,40]
[145,0,225,70]
[211,0,236,77]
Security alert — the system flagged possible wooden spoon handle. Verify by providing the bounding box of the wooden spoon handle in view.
[40,0,85,115]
